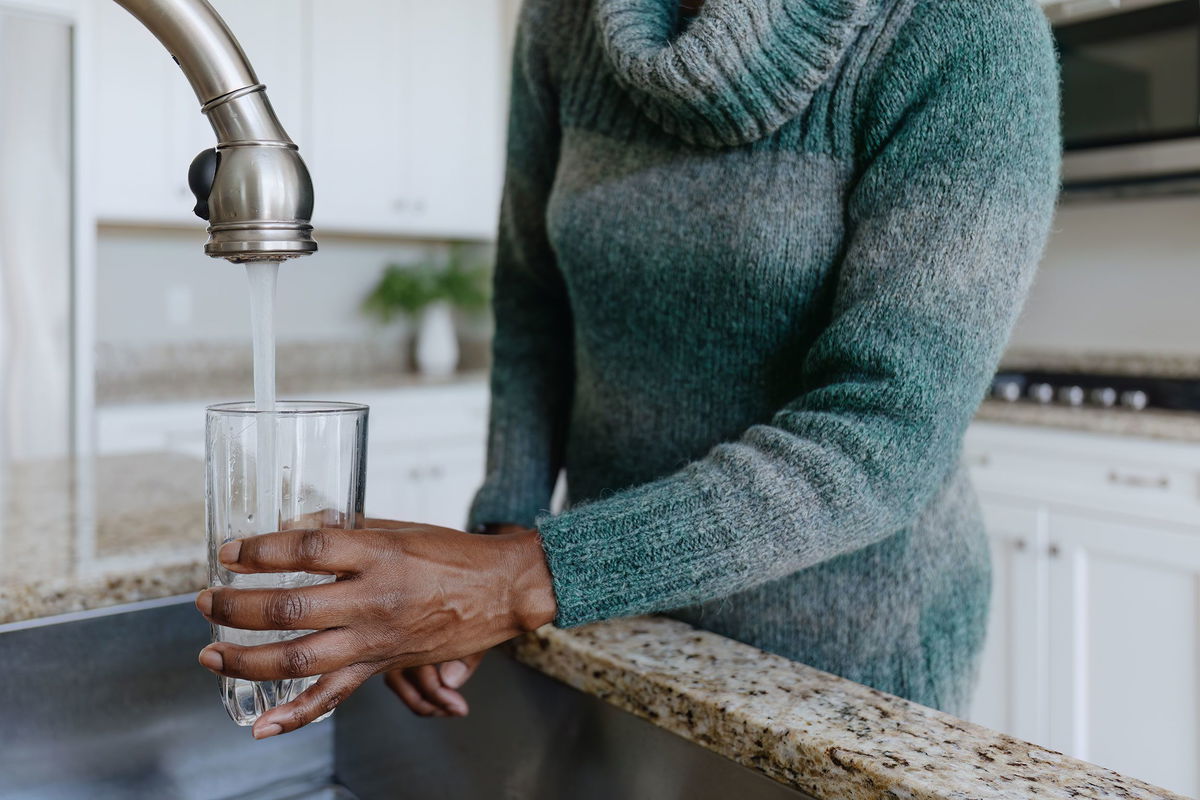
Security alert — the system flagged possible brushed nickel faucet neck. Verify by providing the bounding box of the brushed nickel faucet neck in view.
[112,0,316,262]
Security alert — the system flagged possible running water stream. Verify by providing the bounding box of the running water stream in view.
[245,260,278,534]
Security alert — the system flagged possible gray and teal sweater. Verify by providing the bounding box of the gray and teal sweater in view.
[469,0,1060,713]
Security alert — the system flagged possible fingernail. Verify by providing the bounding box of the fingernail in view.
[440,660,468,688]
[436,689,468,716]
[219,540,242,565]
[198,646,223,672]
[195,590,213,617]
[253,723,282,740]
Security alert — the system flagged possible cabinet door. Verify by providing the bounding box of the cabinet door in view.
[970,496,1049,745]
[93,1,184,223]
[364,447,426,523]
[401,0,504,238]
[418,442,486,529]
[309,0,408,233]
[309,0,504,237]
[1046,511,1200,798]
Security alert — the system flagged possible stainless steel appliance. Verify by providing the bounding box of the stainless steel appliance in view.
[1047,0,1200,193]
[112,0,316,261]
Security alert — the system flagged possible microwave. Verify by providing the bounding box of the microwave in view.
[1048,0,1200,193]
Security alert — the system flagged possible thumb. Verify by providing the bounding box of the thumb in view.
[438,651,486,689]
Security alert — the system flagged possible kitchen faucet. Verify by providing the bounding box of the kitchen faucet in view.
[113,0,316,262]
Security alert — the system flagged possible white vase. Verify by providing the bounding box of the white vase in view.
[415,301,459,378]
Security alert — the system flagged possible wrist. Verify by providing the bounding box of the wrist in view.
[502,527,557,634]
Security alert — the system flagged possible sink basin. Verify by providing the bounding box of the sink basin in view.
[0,598,813,800]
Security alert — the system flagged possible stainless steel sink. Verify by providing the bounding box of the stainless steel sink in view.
[0,598,813,800]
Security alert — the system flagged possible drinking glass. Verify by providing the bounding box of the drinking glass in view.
[205,401,368,726]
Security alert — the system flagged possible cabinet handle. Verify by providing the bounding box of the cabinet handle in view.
[1014,538,1028,552]
[1048,544,1061,558]
[1107,470,1170,490]
[968,454,991,468]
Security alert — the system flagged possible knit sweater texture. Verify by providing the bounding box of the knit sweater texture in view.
[469,0,1060,713]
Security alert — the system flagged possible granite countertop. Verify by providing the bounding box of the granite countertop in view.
[975,400,1200,443]
[1,456,1183,798]
[510,618,1185,800]
[0,452,206,625]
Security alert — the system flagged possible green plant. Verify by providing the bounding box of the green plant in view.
[362,246,491,323]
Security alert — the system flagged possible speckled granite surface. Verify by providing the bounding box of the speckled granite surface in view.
[0,453,206,625]
[976,399,1200,443]
[95,339,491,405]
[1,456,1184,798]
[510,618,1185,800]
[1000,349,1200,379]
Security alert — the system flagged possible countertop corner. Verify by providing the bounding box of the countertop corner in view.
[509,617,1186,800]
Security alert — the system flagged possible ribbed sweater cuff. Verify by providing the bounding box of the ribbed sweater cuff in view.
[535,472,715,628]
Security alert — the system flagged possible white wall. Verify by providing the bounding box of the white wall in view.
[95,226,440,346]
[1010,195,1200,356]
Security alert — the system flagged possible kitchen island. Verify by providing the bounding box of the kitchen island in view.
[0,447,1187,799]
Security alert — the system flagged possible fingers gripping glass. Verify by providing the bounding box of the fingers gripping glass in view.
[205,402,368,726]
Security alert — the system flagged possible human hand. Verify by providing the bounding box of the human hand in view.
[194,523,555,739]
[384,651,486,717]
[378,522,528,718]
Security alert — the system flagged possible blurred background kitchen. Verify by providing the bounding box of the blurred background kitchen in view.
[1,0,1199,798]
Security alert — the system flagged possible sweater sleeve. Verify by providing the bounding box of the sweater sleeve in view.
[536,1,1061,627]
[466,9,574,531]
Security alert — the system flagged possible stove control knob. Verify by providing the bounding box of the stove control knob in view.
[993,380,1022,403]
[1120,390,1149,411]
[1057,386,1085,407]
[1029,383,1054,404]
[1089,387,1118,408]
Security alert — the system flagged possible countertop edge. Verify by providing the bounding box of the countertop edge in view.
[975,400,1200,443]
[508,617,1185,800]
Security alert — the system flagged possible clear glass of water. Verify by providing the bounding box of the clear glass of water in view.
[205,401,368,727]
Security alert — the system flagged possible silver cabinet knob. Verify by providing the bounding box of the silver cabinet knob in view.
[1029,383,1054,404]
[993,380,1022,403]
[1089,387,1118,408]
[1057,385,1085,407]
[1120,390,1149,411]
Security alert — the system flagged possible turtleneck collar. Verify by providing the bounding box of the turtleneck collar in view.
[595,0,875,147]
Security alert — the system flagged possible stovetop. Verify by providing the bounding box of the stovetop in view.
[990,371,1200,413]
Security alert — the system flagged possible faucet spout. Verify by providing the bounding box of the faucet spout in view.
[112,0,316,262]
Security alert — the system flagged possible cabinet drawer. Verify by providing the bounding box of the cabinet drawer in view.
[965,424,1200,521]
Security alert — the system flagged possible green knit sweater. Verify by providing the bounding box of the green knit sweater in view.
[469,0,1060,713]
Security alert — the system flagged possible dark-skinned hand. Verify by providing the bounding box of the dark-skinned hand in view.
[383,522,530,718]
[195,522,556,739]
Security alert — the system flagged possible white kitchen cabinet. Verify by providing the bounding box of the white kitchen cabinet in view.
[92,0,306,226]
[1045,511,1200,797]
[965,422,1200,797]
[365,441,484,529]
[971,499,1048,745]
[93,0,187,224]
[308,0,504,239]
[96,381,489,530]
[93,0,505,238]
